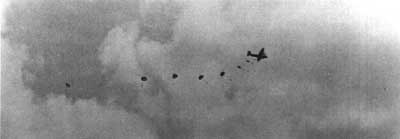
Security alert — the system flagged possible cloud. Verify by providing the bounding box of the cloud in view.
[99,21,142,83]
[99,0,400,138]
[1,39,156,139]
[3,0,400,138]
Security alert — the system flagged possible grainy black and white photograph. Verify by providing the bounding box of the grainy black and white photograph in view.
[1,0,399,138]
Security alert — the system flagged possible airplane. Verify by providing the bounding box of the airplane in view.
[247,48,267,61]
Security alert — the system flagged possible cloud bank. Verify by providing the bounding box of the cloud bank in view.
[2,0,400,139]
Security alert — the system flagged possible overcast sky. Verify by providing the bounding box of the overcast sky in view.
[1,0,400,139]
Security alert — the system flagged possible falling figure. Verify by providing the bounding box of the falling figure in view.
[172,73,178,79]
[198,75,204,80]
[141,76,148,81]
[220,71,225,77]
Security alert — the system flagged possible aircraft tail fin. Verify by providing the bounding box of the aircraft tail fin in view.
[247,51,251,56]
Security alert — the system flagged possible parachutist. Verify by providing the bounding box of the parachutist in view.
[141,76,148,81]
[220,71,225,77]
[198,75,204,80]
[172,73,178,79]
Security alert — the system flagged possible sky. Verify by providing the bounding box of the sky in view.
[1,0,400,139]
